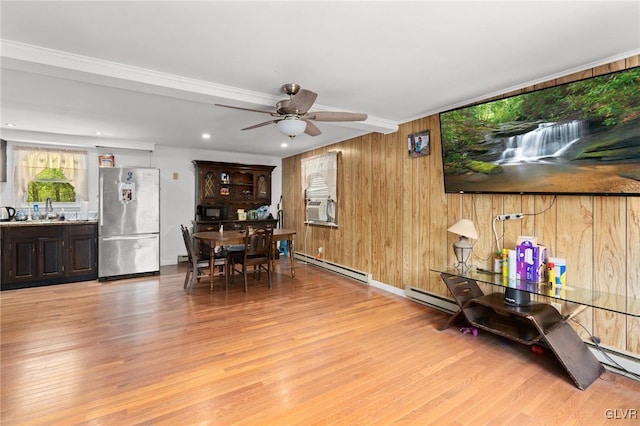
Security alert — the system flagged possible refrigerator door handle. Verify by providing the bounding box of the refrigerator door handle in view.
[99,175,104,228]
[101,235,158,242]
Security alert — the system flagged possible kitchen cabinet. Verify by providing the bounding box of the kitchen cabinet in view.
[67,224,98,278]
[193,161,276,259]
[3,225,64,283]
[1,222,98,290]
[192,161,277,258]
[193,161,275,214]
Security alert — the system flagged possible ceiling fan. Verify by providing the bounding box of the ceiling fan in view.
[215,83,368,139]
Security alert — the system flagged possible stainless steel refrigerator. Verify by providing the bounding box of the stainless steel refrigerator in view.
[98,167,160,280]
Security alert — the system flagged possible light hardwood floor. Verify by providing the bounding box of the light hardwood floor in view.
[2,259,639,425]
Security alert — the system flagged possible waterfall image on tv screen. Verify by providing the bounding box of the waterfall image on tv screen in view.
[439,67,640,196]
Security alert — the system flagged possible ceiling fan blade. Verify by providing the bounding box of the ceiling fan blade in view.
[287,89,318,114]
[303,120,322,136]
[215,103,277,116]
[242,120,279,131]
[305,111,368,122]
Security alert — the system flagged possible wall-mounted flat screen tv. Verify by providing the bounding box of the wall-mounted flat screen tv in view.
[439,67,640,196]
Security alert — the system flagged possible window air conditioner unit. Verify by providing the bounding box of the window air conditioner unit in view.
[306,198,328,222]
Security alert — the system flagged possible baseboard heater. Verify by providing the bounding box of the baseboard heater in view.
[293,252,371,284]
[405,285,640,380]
[405,286,458,314]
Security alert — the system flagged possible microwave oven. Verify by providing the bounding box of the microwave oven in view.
[197,204,228,221]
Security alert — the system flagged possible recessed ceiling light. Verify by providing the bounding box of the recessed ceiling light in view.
[281,142,288,148]
[4,123,16,127]
[95,131,102,135]
[202,133,211,140]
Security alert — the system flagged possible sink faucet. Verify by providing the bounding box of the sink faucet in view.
[45,197,53,218]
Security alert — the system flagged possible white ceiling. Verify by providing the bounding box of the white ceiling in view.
[1,1,639,158]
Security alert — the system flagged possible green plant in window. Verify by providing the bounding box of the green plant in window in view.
[27,168,76,202]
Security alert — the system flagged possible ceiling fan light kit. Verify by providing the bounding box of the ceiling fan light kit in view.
[277,117,307,139]
[215,83,368,139]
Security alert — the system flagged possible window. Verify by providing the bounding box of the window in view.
[27,168,77,202]
[14,146,88,203]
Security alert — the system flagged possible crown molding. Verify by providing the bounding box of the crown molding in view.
[1,39,398,134]
[0,39,276,107]
[0,128,156,152]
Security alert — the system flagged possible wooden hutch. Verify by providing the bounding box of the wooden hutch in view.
[192,161,278,237]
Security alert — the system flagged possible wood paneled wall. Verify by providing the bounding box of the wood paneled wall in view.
[282,56,640,356]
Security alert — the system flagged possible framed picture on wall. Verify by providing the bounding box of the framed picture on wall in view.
[408,130,430,158]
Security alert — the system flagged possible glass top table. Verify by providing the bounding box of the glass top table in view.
[431,266,640,318]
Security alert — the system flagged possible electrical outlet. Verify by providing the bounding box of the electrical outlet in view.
[496,213,524,221]
[318,247,324,254]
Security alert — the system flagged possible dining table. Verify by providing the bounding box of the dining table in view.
[192,228,297,287]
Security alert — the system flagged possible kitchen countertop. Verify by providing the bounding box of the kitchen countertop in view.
[0,219,98,227]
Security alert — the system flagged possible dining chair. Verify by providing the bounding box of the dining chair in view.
[232,227,273,292]
[181,225,227,292]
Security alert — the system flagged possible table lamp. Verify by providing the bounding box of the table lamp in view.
[447,219,478,270]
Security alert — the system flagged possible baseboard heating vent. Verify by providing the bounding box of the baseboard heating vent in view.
[405,286,457,314]
[294,252,371,284]
[177,254,188,264]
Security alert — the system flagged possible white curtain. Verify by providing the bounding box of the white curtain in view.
[13,146,88,202]
[301,151,339,226]
[300,151,338,201]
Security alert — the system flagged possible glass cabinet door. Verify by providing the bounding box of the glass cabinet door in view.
[200,170,219,200]
[255,173,270,200]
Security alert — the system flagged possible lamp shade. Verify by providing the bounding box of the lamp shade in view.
[277,117,307,138]
[447,219,478,240]
[447,219,478,270]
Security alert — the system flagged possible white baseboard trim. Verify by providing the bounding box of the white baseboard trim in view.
[370,279,404,297]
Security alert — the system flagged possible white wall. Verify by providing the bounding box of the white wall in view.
[0,141,282,267]
[151,145,281,265]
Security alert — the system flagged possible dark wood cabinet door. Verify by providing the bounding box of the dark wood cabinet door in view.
[67,226,97,277]
[8,237,38,281]
[37,236,64,280]
[199,169,219,201]
[255,173,271,200]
